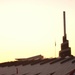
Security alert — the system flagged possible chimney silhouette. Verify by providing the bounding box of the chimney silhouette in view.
[59,11,72,58]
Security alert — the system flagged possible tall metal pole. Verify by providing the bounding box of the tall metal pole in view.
[63,11,66,37]
[55,41,56,58]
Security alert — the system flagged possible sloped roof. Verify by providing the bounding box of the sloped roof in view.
[0,55,75,75]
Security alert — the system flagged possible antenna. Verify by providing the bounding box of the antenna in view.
[55,41,56,58]
[63,11,66,37]
[59,11,72,58]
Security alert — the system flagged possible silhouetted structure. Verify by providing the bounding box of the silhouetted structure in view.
[59,11,72,58]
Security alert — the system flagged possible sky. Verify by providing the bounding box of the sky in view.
[0,0,75,62]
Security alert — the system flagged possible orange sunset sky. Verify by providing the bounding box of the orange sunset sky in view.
[0,0,75,62]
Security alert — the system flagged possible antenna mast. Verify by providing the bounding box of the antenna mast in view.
[59,11,72,58]
[63,11,66,37]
